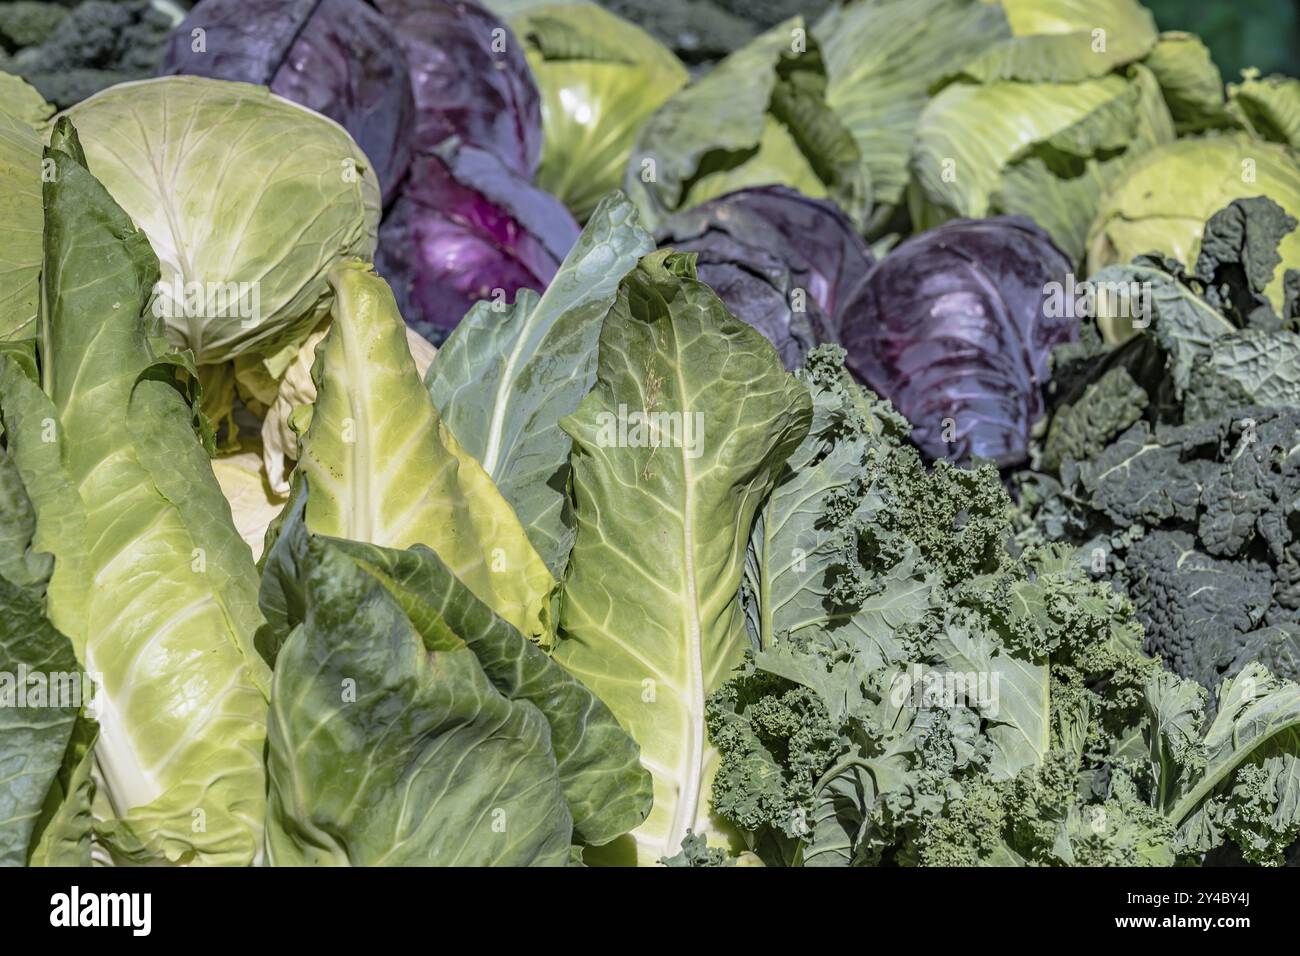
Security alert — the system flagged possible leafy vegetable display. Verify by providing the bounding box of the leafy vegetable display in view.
[427,192,654,575]
[160,0,563,339]
[3,0,1300,872]
[813,0,1010,236]
[259,496,650,865]
[288,257,555,643]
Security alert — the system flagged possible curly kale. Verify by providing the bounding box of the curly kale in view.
[708,347,1300,866]
[658,830,736,867]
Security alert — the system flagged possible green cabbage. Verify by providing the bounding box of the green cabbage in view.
[908,0,1175,261]
[259,498,651,865]
[553,250,812,864]
[0,74,51,343]
[814,0,1010,236]
[511,4,687,222]
[289,260,555,643]
[427,193,654,575]
[624,17,867,231]
[60,76,381,370]
[1086,132,1300,336]
[0,119,270,865]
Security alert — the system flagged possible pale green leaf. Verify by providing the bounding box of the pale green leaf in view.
[427,193,653,575]
[554,250,812,864]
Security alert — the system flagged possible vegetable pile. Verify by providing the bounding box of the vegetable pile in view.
[2,0,1300,868]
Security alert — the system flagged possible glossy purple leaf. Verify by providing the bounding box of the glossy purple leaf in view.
[375,141,578,340]
[841,217,1075,467]
[161,0,415,204]
[372,0,541,179]
[657,186,874,370]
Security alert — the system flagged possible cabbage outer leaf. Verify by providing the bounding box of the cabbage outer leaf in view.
[555,250,812,864]
[0,78,48,342]
[265,534,574,866]
[428,193,653,575]
[1,121,271,865]
[815,0,1009,230]
[296,261,554,642]
[514,5,688,221]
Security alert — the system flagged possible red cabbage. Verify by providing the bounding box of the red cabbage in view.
[372,0,541,179]
[161,0,416,204]
[656,186,873,369]
[841,217,1075,467]
[376,142,579,340]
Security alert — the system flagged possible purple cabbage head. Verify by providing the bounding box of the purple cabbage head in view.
[161,0,416,204]
[656,186,874,370]
[841,217,1075,467]
[372,0,541,179]
[375,141,579,341]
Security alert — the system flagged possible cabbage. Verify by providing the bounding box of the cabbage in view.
[288,260,555,643]
[0,119,269,865]
[0,75,52,343]
[427,193,653,575]
[908,0,1175,262]
[161,0,416,204]
[553,250,812,864]
[813,0,1010,235]
[376,142,578,339]
[1143,31,1234,134]
[374,0,542,179]
[656,185,874,369]
[61,76,381,369]
[1227,71,1300,148]
[624,17,868,231]
[841,217,1075,467]
[507,3,687,221]
[1086,132,1300,339]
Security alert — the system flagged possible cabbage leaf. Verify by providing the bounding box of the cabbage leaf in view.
[554,250,812,864]
[427,193,653,575]
[293,260,555,642]
[0,119,270,865]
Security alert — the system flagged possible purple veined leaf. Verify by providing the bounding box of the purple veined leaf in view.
[161,0,415,205]
[841,216,1075,467]
[657,186,874,370]
[375,141,579,340]
[371,0,541,179]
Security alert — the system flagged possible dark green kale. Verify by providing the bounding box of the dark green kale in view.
[1023,197,1300,693]
[5,1,181,108]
